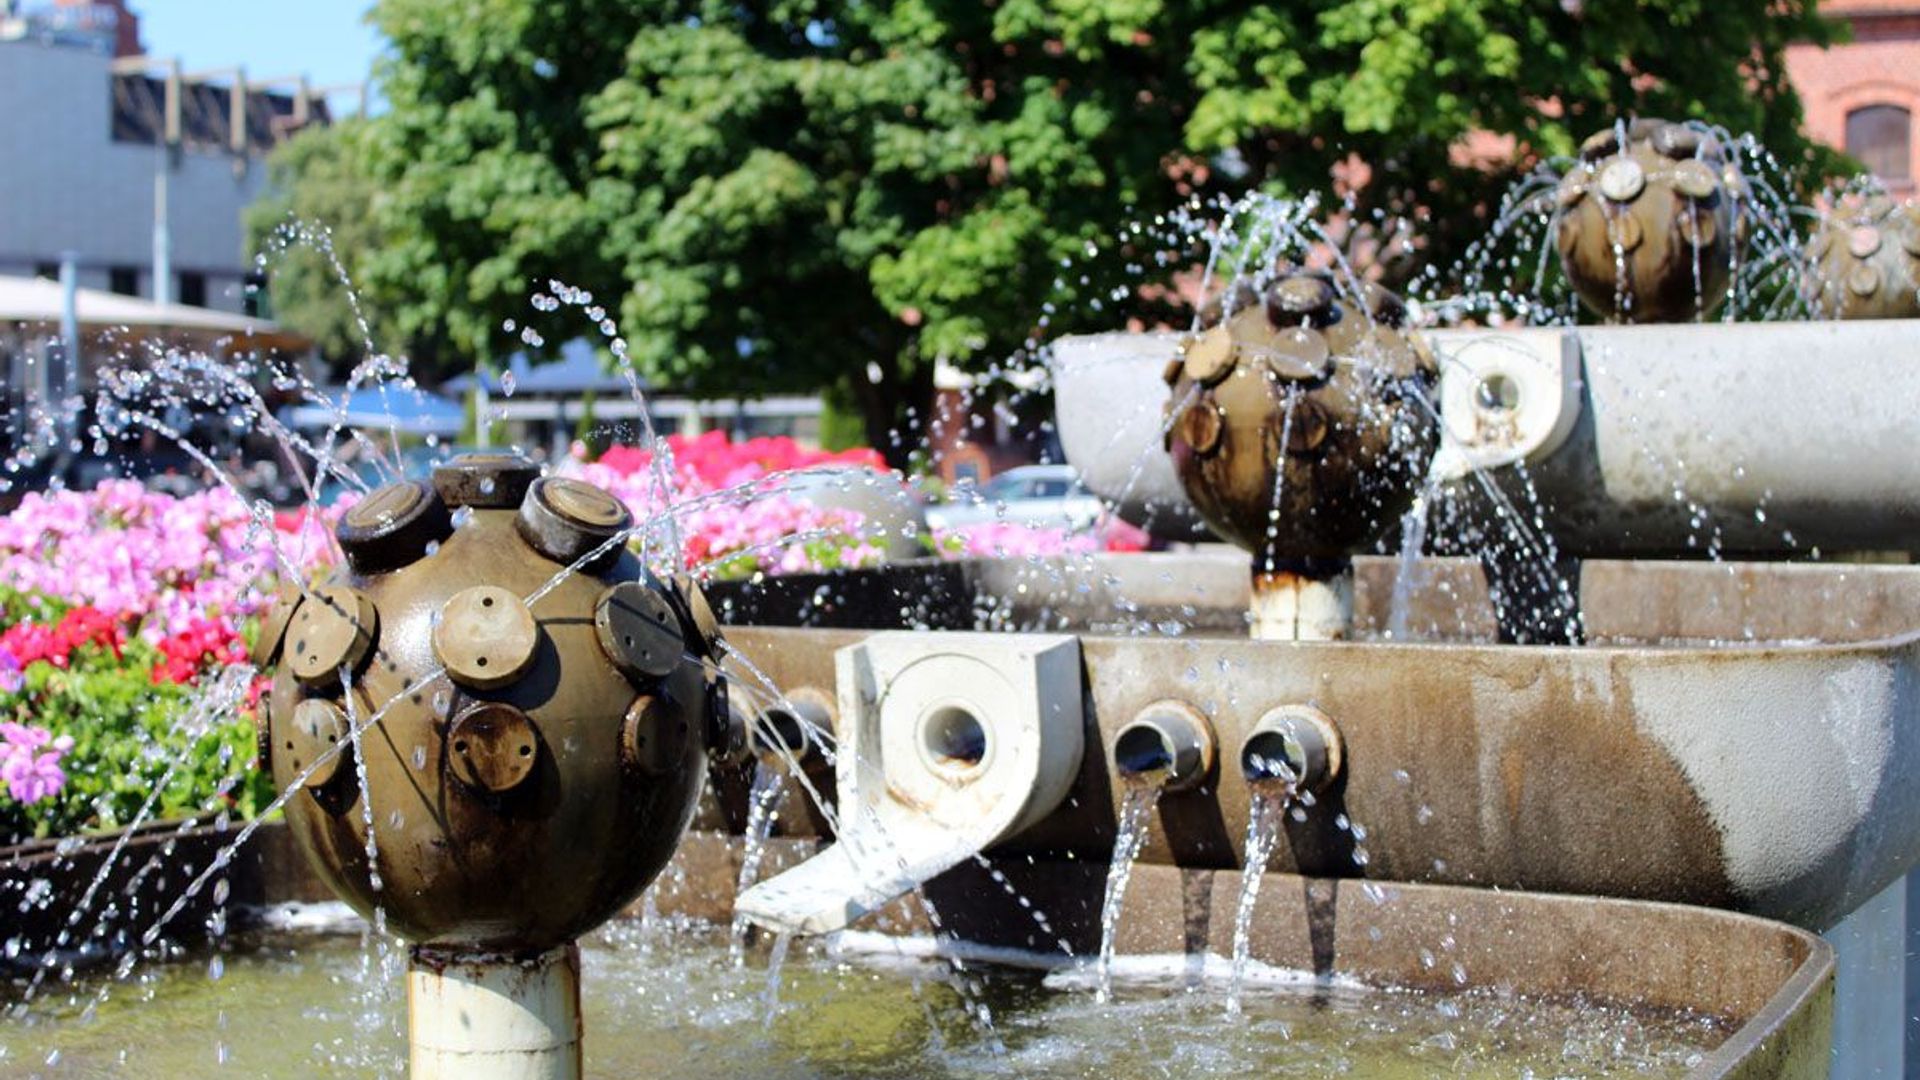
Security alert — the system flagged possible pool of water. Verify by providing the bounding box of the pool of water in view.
[1,915,1725,1077]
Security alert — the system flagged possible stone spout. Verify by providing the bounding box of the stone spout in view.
[734,633,1084,935]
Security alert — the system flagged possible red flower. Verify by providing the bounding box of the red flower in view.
[2,622,64,668]
[151,616,247,686]
[56,606,125,660]
[0,606,127,671]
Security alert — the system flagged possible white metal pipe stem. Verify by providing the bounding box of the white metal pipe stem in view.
[1249,567,1354,641]
[407,943,582,1080]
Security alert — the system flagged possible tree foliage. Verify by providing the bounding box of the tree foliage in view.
[254,0,1839,458]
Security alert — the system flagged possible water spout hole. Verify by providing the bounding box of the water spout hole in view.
[920,704,988,777]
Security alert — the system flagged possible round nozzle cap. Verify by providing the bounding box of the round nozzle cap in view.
[337,481,453,574]
[516,477,633,571]
[433,452,541,509]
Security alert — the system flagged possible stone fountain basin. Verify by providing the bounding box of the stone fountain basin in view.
[648,836,1833,1080]
[0,824,1831,1077]
[1052,321,1920,556]
[718,556,1920,932]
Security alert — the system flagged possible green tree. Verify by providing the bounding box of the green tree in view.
[256,0,1839,462]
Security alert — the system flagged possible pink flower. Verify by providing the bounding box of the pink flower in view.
[557,437,894,579]
[1,722,73,804]
[0,482,337,627]
[0,646,20,694]
[935,521,1097,560]
[2,749,68,804]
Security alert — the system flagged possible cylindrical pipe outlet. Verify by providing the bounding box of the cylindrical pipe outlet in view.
[1111,700,1216,792]
[753,686,835,765]
[408,943,582,1080]
[917,701,991,781]
[1240,704,1343,793]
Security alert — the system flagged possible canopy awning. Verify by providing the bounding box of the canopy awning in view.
[0,274,310,352]
[443,338,644,396]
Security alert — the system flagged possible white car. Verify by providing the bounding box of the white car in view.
[924,465,1107,533]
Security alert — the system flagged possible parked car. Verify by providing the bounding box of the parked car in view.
[923,464,1106,533]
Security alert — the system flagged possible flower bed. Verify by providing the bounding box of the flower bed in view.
[563,433,1142,578]
[560,433,896,579]
[0,482,331,844]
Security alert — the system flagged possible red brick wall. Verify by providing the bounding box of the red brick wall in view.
[1786,3,1920,192]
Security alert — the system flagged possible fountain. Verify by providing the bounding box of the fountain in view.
[1553,118,1745,323]
[1806,194,1920,320]
[9,110,1920,1078]
[257,453,721,1077]
[1161,268,1438,639]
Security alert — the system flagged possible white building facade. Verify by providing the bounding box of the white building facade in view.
[0,6,329,313]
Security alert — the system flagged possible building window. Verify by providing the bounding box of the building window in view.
[177,271,207,308]
[1845,104,1912,182]
[108,266,138,296]
[33,263,58,281]
[242,270,270,318]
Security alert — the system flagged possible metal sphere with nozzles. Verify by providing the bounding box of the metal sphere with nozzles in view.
[1162,270,1440,566]
[254,453,723,952]
[1554,119,1745,323]
[1806,195,1920,320]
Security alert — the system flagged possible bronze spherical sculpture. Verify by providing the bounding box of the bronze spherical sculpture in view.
[1806,195,1920,320]
[1554,118,1744,323]
[255,453,721,952]
[1163,270,1440,637]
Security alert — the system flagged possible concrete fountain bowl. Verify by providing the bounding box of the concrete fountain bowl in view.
[1017,321,1920,932]
[0,821,1836,1078]
[699,313,1920,1075]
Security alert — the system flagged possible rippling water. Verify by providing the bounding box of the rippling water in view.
[1,918,1724,1077]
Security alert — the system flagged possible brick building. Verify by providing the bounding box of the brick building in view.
[1787,0,1920,193]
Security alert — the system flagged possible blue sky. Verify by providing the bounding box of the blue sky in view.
[135,1,384,110]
